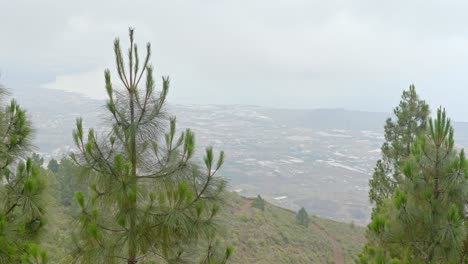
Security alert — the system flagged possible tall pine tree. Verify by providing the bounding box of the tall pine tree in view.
[0,83,47,263]
[369,85,429,206]
[358,108,468,263]
[71,29,230,263]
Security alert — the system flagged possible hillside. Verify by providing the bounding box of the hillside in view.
[218,192,365,264]
[42,184,365,263]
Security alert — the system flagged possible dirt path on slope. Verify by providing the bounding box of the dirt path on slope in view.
[238,199,252,213]
[311,221,345,264]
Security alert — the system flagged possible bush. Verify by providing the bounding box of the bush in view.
[251,195,266,211]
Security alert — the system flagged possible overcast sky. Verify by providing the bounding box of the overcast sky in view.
[2,1,468,120]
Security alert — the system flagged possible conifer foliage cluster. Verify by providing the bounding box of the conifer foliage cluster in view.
[0,84,48,263]
[70,29,231,263]
[0,28,234,264]
[368,85,430,207]
[359,86,468,263]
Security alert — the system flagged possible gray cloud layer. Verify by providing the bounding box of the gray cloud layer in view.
[2,1,468,120]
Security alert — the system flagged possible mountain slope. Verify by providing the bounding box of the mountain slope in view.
[43,186,365,263]
[219,192,365,263]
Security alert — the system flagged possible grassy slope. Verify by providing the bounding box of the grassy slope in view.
[42,190,366,263]
[219,192,366,264]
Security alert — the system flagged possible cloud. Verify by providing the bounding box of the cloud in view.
[2,1,468,120]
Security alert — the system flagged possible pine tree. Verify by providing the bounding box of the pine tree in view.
[0,83,47,263]
[296,207,309,227]
[251,195,266,211]
[358,108,468,263]
[71,28,230,264]
[369,85,429,206]
[362,86,430,263]
[47,159,59,174]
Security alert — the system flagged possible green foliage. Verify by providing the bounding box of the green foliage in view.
[22,244,48,264]
[70,28,229,263]
[361,107,468,263]
[368,84,429,206]
[46,159,59,174]
[34,158,91,262]
[52,157,86,209]
[220,192,365,263]
[251,195,266,211]
[296,207,309,227]
[0,83,48,263]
